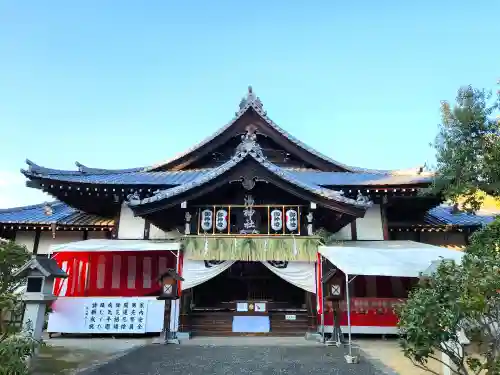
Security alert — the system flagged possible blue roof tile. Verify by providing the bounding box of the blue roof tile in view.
[0,202,113,226]
[287,170,432,186]
[22,169,206,185]
[426,205,497,227]
[22,168,432,187]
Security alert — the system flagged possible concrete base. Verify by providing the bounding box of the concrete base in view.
[344,355,359,364]
[304,332,321,341]
[152,336,180,345]
[152,337,164,345]
[177,332,191,340]
[325,339,341,347]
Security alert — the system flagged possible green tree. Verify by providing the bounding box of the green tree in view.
[431,83,500,211]
[397,218,500,375]
[0,239,30,335]
[0,239,41,375]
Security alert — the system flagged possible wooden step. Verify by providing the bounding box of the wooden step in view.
[187,311,313,336]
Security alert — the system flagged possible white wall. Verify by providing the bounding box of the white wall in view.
[355,204,384,240]
[330,224,352,240]
[15,232,36,253]
[15,231,85,254]
[150,224,169,240]
[149,224,182,240]
[37,232,83,255]
[117,203,145,239]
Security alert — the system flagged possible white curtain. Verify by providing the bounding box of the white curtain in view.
[181,259,236,290]
[261,261,316,294]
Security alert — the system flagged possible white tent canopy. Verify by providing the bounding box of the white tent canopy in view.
[318,241,464,278]
[50,239,181,253]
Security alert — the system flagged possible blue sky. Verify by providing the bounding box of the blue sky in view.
[0,1,498,207]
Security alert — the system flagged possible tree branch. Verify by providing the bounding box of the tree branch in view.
[408,357,442,375]
[427,354,468,375]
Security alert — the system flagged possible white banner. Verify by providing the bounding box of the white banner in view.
[261,261,316,294]
[84,298,148,334]
[47,297,164,334]
[181,259,236,290]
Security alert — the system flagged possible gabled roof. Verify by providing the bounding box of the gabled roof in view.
[13,255,68,278]
[128,132,372,216]
[0,201,114,226]
[22,87,431,176]
[144,86,426,174]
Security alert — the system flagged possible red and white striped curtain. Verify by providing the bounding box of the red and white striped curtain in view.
[52,251,176,297]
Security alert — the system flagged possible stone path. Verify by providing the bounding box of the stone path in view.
[81,340,383,375]
[33,335,152,375]
[357,339,442,375]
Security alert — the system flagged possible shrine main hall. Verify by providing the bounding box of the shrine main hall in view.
[1,87,483,337]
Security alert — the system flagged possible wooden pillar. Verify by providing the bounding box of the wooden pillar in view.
[464,230,471,246]
[350,220,358,240]
[163,300,172,341]
[380,196,389,240]
[111,205,121,239]
[143,220,151,240]
[32,228,41,255]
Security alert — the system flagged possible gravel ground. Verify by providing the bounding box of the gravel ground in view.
[81,344,383,375]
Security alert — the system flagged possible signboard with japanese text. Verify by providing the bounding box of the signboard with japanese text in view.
[83,298,148,334]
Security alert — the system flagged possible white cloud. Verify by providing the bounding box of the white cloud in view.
[0,170,51,208]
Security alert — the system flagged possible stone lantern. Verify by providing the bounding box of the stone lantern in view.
[14,256,68,341]
[156,269,184,344]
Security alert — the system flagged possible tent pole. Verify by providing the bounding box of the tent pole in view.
[345,273,352,356]
[320,255,325,343]
[172,251,180,343]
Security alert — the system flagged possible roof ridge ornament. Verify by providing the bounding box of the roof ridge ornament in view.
[234,128,264,159]
[356,192,371,205]
[43,202,53,216]
[127,191,141,204]
[238,86,265,113]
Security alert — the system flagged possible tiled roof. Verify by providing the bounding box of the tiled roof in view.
[0,202,113,226]
[145,87,423,174]
[288,170,432,186]
[425,205,498,227]
[22,166,432,187]
[22,168,205,185]
[130,136,371,209]
[23,88,430,177]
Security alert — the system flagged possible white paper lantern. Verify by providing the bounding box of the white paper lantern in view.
[285,209,298,231]
[215,209,228,231]
[270,209,283,231]
[200,209,213,231]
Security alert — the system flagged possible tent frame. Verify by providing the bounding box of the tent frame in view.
[344,273,357,357]
[319,253,357,356]
[51,245,181,344]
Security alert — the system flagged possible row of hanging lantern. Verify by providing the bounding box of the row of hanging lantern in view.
[270,208,298,232]
[200,208,228,232]
[198,206,300,234]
